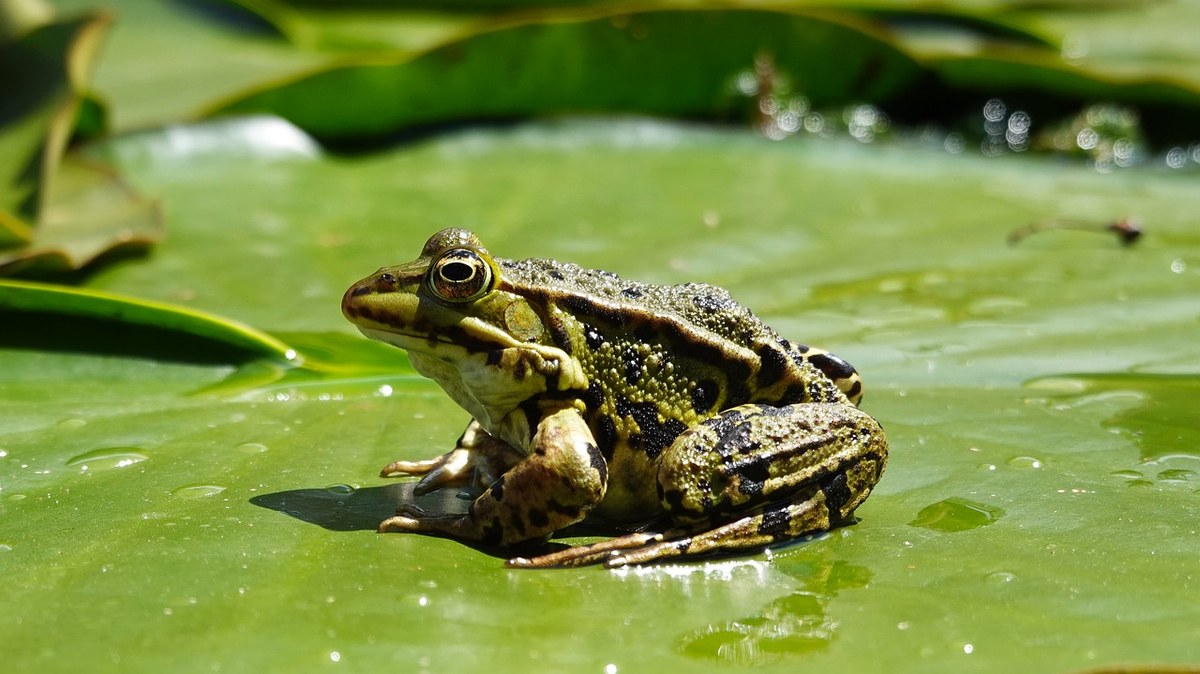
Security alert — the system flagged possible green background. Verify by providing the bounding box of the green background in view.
[3,1,1199,672]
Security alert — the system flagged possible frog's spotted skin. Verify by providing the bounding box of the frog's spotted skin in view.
[341,229,887,568]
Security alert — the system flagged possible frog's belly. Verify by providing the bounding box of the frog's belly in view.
[593,449,664,522]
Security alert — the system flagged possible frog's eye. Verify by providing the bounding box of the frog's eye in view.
[429,249,493,302]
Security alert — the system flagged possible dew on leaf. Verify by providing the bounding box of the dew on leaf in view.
[66,447,148,472]
[909,498,1005,532]
[172,485,227,498]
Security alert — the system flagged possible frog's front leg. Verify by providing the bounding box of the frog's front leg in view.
[378,406,608,546]
[379,420,523,496]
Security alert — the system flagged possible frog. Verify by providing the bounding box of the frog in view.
[341,228,888,568]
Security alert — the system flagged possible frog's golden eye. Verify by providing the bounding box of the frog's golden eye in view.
[429,249,493,302]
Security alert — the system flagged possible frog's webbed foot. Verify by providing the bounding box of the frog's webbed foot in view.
[380,448,475,495]
[380,407,607,548]
[380,422,523,495]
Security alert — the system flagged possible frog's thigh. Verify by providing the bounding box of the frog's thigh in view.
[644,402,886,562]
[380,407,607,546]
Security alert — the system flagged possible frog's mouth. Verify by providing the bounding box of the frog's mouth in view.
[353,321,525,362]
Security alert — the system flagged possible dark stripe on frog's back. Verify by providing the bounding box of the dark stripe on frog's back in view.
[496,257,823,409]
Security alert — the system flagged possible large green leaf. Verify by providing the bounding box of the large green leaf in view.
[3,117,1199,671]
[207,8,925,142]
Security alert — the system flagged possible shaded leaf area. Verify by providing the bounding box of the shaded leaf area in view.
[0,9,168,275]
[0,153,163,276]
[50,0,328,131]
[212,0,483,51]
[209,9,925,143]
[0,280,297,362]
[197,2,1200,150]
[0,11,108,235]
[928,54,1200,147]
[3,119,1199,672]
[0,280,423,402]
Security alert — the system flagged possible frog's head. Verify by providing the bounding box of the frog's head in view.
[343,229,588,429]
[342,228,553,360]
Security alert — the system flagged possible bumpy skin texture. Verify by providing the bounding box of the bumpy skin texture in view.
[341,229,888,568]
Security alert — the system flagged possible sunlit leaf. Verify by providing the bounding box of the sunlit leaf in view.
[4,117,1200,672]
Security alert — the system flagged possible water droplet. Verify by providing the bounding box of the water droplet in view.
[1157,469,1197,482]
[58,418,87,429]
[0,543,13,552]
[325,484,357,495]
[172,484,226,498]
[909,498,1005,532]
[982,98,1007,123]
[1006,456,1043,469]
[1165,147,1188,169]
[1111,469,1143,480]
[66,447,148,472]
[984,571,1016,585]
[236,442,269,454]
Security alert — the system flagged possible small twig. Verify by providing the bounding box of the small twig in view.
[1008,217,1142,247]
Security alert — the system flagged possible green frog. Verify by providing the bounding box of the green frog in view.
[341,229,888,568]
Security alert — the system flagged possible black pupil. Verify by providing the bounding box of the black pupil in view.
[441,260,475,282]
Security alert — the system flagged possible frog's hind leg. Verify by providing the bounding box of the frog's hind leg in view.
[602,473,852,568]
[507,404,886,568]
[597,401,887,568]
[503,486,836,569]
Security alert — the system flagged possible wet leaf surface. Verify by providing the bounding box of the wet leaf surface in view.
[3,118,1199,671]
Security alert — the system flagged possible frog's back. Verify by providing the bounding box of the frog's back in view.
[496,256,863,409]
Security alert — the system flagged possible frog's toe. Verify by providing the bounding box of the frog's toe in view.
[604,540,691,567]
[504,532,665,568]
[378,504,427,533]
[378,504,474,538]
[380,448,470,479]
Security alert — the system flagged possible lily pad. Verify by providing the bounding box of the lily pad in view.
[3,117,1200,672]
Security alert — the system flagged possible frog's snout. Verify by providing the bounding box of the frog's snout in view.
[341,278,375,321]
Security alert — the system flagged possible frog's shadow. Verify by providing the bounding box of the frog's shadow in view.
[249,483,589,558]
[249,482,466,532]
